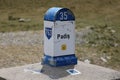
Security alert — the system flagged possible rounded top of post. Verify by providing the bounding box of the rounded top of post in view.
[44,7,75,21]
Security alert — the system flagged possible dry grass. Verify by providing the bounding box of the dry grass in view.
[0,45,43,68]
[0,0,120,32]
[76,26,120,71]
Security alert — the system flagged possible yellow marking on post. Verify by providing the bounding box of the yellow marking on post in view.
[61,44,67,50]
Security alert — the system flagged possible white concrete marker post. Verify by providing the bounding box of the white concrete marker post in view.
[42,7,77,67]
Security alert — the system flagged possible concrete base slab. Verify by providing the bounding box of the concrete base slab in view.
[0,61,120,80]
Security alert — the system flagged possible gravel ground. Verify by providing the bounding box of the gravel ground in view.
[0,28,92,68]
[0,31,43,46]
[0,28,91,46]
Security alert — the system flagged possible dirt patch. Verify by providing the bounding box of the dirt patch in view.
[0,45,43,68]
[0,31,44,68]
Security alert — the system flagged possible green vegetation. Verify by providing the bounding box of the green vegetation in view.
[0,0,120,70]
[0,0,120,32]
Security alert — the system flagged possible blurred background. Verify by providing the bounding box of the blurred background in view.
[0,0,120,71]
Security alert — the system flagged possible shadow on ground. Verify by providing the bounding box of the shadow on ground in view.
[0,77,6,80]
[41,65,74,79]
[112,78,120,80]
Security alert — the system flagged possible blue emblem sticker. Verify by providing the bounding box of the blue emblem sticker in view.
[45,27,52,39]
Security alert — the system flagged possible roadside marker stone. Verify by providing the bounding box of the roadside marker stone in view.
[42,7,77,67]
